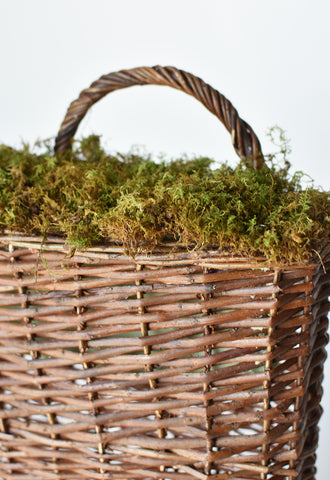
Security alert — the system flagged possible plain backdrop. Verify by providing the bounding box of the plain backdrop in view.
[1,0,329,477]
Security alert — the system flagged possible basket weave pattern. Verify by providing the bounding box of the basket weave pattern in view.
[0,236,329,480]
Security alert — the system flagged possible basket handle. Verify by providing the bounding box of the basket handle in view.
[54,65,264,168]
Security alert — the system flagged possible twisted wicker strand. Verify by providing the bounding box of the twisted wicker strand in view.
[55,65,264,168]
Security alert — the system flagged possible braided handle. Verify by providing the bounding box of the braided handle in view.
[55,65,264,168]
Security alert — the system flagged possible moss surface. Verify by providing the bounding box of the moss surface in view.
[0,134,329,262]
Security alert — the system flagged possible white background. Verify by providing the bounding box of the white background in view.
[1,0,329,477]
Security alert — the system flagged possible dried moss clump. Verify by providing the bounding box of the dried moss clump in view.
[0,134,329,262]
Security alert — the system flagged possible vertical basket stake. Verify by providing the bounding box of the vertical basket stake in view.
[261,268,282,480]
[136,263,166,477]
[201,266,215,476]
[75,276,105,474]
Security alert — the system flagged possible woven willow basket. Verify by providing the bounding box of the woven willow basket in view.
[0,66,329,480]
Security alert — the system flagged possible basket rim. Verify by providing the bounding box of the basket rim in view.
[1,231,328,270]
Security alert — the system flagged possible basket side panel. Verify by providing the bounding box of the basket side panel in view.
[0,237,329,480]
[296,255,330,480]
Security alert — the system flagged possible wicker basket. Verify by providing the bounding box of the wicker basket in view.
[0,66,329,480]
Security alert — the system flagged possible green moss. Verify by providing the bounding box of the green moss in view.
[0,133,329,262]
